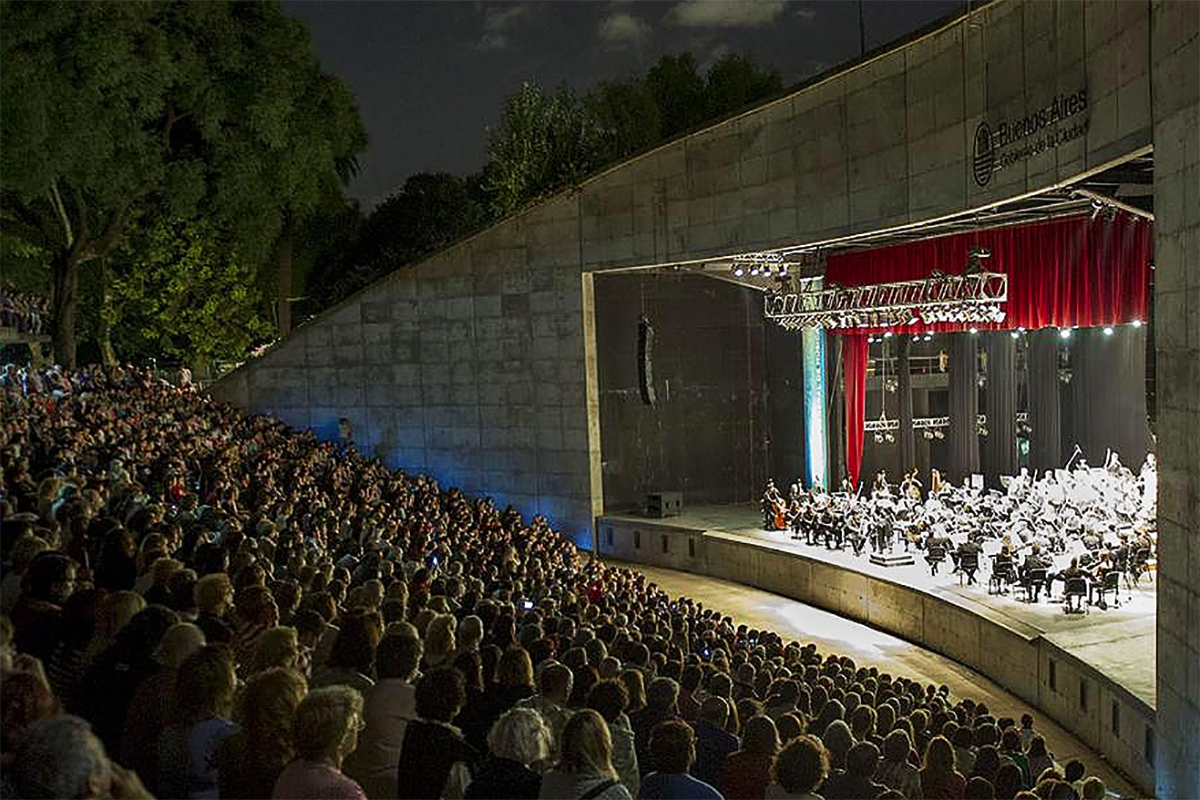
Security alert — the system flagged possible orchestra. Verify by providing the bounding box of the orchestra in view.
[760,451,1157,610]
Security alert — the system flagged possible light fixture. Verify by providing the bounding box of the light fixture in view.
[923,334,933,342]
[969,327,978,335]
[1017,327,1026,333]
[734,267,745,277]
[883,331,893,339]
[1010,331,1019,339]
[750,267,760,276]
[867,336,876,344]
[1132,319,1143,328]
[1103,326,1114,336]
[1059,328,1072,340]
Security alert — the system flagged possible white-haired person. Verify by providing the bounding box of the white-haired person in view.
[272,685,367,800]
[465,707,551,799]
[8,715,150,800]
[539,709,633,800]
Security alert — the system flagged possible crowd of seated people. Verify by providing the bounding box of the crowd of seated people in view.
[2,364,1120,799]
[0,288,49,336]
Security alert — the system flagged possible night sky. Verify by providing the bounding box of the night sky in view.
[284,0,964,208]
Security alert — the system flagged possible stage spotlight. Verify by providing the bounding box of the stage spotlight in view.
[1059,328,1072,340]
[923,335,932,342]
[867,336,876,344]
[883,331,893,339]
[1017,327,1026,333]
[1010,331,1019,339]
[969,327,978,335]
[1103,326,1114,336]
[733,267,745,277]
[1132,319,1143,328]
[750,267,760,276]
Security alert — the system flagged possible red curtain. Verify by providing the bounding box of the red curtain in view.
[824,212,1152,335]
[842,334,869,488]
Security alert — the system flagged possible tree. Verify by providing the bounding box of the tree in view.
[483,82,604,218]
[644,54,708,138]
[704,53,783,120]
[0,2,365,366]
[584,79,662,166]
[106,218,273,367]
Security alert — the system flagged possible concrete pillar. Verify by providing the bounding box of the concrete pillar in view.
[581,272,604,552]
[1151,3,1200,797]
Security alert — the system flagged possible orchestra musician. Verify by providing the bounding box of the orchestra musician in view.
[1019,544,1052,601]
[956,535,983,585]
[1087,550,1115,606]
[761,479,782,530]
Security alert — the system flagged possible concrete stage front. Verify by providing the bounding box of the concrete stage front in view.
[597,504,1157,795]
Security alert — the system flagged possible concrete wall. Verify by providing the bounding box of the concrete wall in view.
[593,273,769,511]
[1149,2,1200,798]
[598,519,1156,795]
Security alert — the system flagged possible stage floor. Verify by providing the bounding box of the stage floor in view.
[602,503,1157,708]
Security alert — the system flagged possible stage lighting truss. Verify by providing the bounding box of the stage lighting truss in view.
[763,271,1008,331]
[730,252,799,279]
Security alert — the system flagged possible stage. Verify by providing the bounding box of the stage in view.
[597,503,1158,793]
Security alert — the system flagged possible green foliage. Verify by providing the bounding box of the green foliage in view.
[645,53,709,138]
[704,53,783,121]
[585,79,663,167]
[108,218,273,363]
[0,1,365,364]
[483,82,605,218]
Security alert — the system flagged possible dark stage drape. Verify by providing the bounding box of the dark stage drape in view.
[948,333,980,483]
[1028,328,1062,476]
[1064,327,1152,469]
[983,333,1018,485]
[842,334,868,487]
[824,212,1153,335]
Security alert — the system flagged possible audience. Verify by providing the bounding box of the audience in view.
[0,363,1125,800]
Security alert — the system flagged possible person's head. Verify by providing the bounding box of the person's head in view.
[742,714,781,756]
[376,632,423,681]
[923,735,956,776]
[773,735,829,796]
[883,727,913,763]
[175,644,237,723]
[649,719,695,774]
[423,613,456,660]
[12,716,111,800]
[153,622,206,669]
[646,676,680,712]
[699,696,730,728]
[488,707,552,767]
[994,763,1024,799]
[1027,734,1048,759]
[1079,776,1105,800]
[586,678,629,723]
[1063,759,1085,783]
[252,626,300,674]
[497,646,535,689]
[559,709,616,777]
[23,553,75,604]
[620,669,646,708]
[329,610,382,675]
[1,671,58,755]
[237,667,307,748]
[539,661,574,704]
[195,573,234,616]
[292,685,364,767]
[846,740,880,776]
[821,719,853,767]
[458,614,484,651]
[235,584,279,628]
[966,776,997,799]
[415,666,467,722]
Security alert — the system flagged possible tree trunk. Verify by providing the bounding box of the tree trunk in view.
[51,248,79,369]
[277,216,294,338]
[98,256,118,367]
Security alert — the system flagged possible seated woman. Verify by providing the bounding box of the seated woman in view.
[539,710,633,800]
[272,685,367,800]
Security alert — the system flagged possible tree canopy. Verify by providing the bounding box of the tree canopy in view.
[0,1,365,367]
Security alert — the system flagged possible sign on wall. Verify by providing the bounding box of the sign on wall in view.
[972,89,1089,187]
